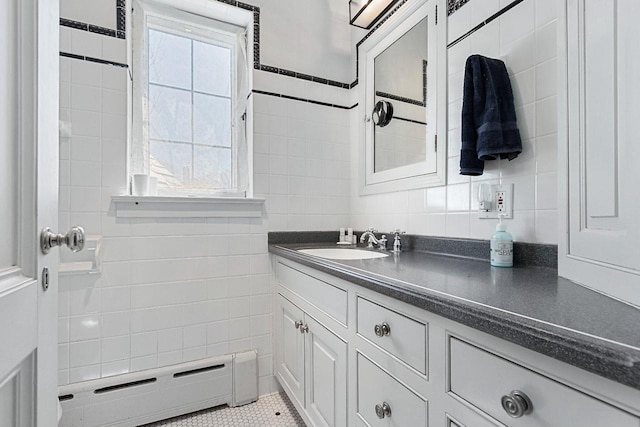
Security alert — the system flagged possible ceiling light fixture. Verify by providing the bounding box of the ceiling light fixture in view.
[349,0,400,29]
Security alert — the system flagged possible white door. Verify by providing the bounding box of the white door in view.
[305,315,347,427]
[560,0,640,304]
[276,295,306,409]
[0,0,60,425]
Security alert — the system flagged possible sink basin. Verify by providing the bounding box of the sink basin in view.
[297,248,389,260]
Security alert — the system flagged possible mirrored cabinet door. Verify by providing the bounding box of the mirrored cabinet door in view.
[358,0,446,195]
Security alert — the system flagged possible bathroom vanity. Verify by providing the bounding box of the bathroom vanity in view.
[270,242,640,427]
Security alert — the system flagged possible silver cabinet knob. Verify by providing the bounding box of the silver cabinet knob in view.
[40,226,85,254]
[501,390,533,418]
[375,402,392,419]
[299,324,309,334]
[294,321,303,330]
[374,322,391,337]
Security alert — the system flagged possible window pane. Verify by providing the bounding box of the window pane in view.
[149,85,192,142]
[150,140,192,185]
[148,29,191,90]
[193,93,231,146]
[193,146,231,189]
[193,41,231,96]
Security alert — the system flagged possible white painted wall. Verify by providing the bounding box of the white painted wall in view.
[351,0,559,244]
[251,0,353,83]
[61,0,118,29]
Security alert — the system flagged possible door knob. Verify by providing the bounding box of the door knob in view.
[375,402,392,419]
[40,226,85,254]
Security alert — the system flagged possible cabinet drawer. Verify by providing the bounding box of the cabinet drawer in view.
[357,353,427,427]
[357,297,427,374]
[276,261,347,325]
[449,337,638,427]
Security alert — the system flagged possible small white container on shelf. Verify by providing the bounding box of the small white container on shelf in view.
[132,174,149,196]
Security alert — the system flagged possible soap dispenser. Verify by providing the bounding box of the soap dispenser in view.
[490,215,513,267]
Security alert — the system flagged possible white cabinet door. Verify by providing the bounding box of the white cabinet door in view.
[305,315,347,427]
[561,0,640,303]
[0,0,59,425]
[276,295,306,408]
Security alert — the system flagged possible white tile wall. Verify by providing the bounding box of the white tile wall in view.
[59,49,274,396]
[253,93,351,231]
[57,4,351,396]
[350,0,559,244]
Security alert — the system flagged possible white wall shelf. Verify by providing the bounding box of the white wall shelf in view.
[111,195,265,218]
[59,235,102,276]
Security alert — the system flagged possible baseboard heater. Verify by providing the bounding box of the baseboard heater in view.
[58,351,258,427]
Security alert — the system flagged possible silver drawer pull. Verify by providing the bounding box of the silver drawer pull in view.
[299,324,309,334]
[375,402,392,419]
[501,390,533,418]
[294,320,303,330]
[374,322,391,337]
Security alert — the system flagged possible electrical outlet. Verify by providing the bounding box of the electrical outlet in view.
[479,184,513,219]
[496,191,507,213]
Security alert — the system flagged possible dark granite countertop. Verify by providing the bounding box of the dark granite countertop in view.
[269,242,640,390]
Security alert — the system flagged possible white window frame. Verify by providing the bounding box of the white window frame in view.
[130,0,253,197]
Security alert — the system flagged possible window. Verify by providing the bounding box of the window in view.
[132,2,251,196]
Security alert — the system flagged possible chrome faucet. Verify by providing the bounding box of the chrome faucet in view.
[390,229,405,253]
[360,228,380,248]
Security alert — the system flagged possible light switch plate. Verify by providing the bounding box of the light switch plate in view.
[479,184,513,219]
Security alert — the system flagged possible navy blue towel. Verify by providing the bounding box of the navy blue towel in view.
[460,55,522,176]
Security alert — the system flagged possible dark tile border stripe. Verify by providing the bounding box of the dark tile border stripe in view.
[447,0,472,16]
[60,18,119,39]
[252,89,357,110]
[376,91,424,107]
[423,59,428,103]
[447,0,526,48]
[116,0,126,38]
[60,51,128,68]
[394,116,427,126]
[60,18,91,31]
[257,64,351,89]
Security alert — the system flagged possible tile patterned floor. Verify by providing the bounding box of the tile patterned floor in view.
[141,393,306,427]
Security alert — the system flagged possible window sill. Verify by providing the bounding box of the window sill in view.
[111,195,265,219]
